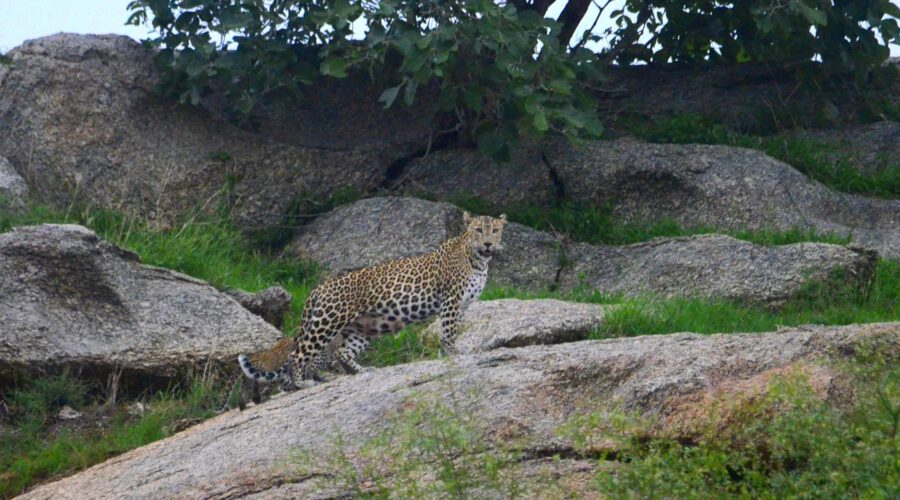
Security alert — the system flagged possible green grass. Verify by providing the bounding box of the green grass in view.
[625,113,900,198]
[483,258,898,337]
[0,371,230,498]
[447,195,851,247]
[588,349,899,498]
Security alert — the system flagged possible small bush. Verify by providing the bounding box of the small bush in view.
[581,353,900,497]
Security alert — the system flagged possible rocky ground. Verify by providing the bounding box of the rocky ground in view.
[20,323,899,499]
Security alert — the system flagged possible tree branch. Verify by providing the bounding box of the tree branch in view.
[508,0,554,17]
[557,0,593,48]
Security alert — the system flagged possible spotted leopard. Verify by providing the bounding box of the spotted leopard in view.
[238,211,507,389]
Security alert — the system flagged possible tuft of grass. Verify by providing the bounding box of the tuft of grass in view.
[360,324,441,368]
[0,370,231,498]
[628,113,900,198]
[289,393,522,498]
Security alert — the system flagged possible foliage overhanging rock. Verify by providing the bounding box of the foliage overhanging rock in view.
[0,224,282,383]
[288,197,877,306]
[20,322,899,499]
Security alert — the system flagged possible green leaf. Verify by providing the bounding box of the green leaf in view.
[379,86,400,109]
[885,2,900,19]
[532,109,549,132]
[320,57,348,78]
[791,0,827,26]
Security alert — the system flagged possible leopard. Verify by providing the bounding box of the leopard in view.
[238,211,507,390]
[233,333,352,409]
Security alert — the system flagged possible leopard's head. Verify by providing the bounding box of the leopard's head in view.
[463,211,508,259]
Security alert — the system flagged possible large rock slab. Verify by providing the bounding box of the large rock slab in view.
[0,224,282,381]
[548,138,900,259]
[426,299,614,354]
[0,155,27,213]
[287,197,877,305]
[21,322,900,499]
[0,34,387,229]
[561,234,878,306]
[288,197,466,274]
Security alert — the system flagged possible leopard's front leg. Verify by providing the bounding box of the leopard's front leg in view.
[438,294,464,355]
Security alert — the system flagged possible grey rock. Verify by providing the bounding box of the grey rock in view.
[425,299,614,354]
[22,322,899,499]
[791,121,900,174]
[549,139,900,259]
[288,197,465,274]
[225,286,293,329]
[490,222,563,290]
[0,34,386,230]
[561,234,878,306]
[397,145,557,207]
[0,224,281,381]
[0,155,27,213]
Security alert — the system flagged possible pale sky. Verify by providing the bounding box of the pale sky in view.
[1,0,897,56]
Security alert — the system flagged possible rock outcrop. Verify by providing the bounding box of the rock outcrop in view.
[225,286,292,329]
[0,34,388,230]
[0,224,282,382]
[426,299,614,354]
[287,197,878,305]
[549,139,900,259]
[21,322,899,499]
[288,197,466,274]
[0,155,27,213]
[559,234,877,306]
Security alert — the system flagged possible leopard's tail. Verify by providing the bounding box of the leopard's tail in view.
[238,354,287,384]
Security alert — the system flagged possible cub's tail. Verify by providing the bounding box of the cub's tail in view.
[238,354,287,384]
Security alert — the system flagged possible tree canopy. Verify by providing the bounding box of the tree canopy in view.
[127,0,900,160]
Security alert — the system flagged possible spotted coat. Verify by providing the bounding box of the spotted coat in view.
[239,212,507,389]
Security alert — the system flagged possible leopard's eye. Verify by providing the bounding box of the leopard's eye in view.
[492,227,499,234]
[475,227,483,234]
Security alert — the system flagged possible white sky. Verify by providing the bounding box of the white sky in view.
[1,0,897,56]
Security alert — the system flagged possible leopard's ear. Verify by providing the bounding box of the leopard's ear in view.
[463,211,472,224]
[499,213,507,224]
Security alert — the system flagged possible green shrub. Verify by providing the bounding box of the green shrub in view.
[591,354,900,497]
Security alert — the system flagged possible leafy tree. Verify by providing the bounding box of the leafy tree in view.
[127,1,899,159]
[127,0,604,161]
